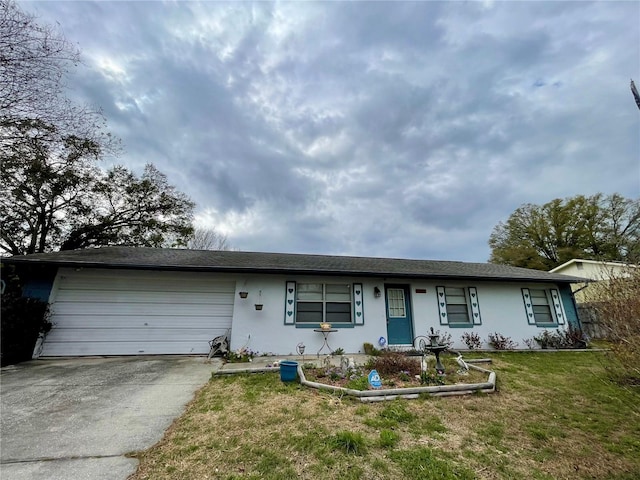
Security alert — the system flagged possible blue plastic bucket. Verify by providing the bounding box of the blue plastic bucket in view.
[279,361,299,382]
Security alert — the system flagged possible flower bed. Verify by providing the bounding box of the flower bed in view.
[302,353,488,391]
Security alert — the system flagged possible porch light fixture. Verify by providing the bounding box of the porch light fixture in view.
[374,286,381,298]
[239,291,249,299]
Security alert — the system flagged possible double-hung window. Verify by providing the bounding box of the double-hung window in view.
[436,286,482,326]
[296,283,352,324]
[444,287,471,324]
[522,288,565,326]
[530,289,553,324]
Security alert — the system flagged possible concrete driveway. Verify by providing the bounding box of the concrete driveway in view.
[0,356,217,480]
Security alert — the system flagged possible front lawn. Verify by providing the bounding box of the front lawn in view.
[129,352,640,479]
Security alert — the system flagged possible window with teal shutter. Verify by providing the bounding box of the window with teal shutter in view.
[437,286,481,326]
[286,282,357,326]
[522,288,564,326]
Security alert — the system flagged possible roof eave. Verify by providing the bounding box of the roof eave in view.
[1,257,582,283]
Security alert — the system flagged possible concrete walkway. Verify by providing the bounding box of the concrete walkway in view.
[215,353,371,374]
[0,356,219,480]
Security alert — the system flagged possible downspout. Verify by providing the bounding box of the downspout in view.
[570,281,592,332]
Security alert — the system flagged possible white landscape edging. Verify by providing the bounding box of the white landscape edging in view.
[297,363,496,402]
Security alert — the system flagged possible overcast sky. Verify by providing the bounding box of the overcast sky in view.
[23,0,640,262]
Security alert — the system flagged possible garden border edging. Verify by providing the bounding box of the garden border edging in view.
[297,363,496,401]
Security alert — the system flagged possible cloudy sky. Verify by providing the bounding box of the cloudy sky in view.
[22,0,640,262]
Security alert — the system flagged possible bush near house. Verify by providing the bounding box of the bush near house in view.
[533,325,588,349]
[1,270,51,366]
[587,266,640,383]
[487,332,518,350]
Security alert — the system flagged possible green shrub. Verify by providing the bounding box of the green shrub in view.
[345,375,369,391]
[363,342,381,356]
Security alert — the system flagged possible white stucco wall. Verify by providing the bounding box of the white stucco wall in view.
[229,274,572,354]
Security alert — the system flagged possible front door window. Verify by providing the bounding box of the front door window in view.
[387,288,406,317]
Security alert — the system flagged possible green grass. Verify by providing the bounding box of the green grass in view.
[130,352,640,480]
[379,429,400,448]
[331,430,367,454]
[388,447,476,479]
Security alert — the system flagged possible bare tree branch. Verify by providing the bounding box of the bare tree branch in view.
[186,228,231,251]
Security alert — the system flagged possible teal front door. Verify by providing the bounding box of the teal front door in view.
[385,285,414,345]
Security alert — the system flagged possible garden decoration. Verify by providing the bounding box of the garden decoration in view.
[340,356,356,374]
[368,369,382,389]
[208,330,230,358]
[414,327,449,374]
[296,342,306,362]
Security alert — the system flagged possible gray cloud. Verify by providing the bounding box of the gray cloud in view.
[25,0,640,262]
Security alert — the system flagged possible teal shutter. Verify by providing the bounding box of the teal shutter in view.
[353,283,364,325]
[550,289,565,325]
[522,288,536,325]
[284,281,296,325]
[436,286,448,325]
[468,287,481,325]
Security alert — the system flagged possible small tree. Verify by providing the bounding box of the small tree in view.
[586,265,640,383]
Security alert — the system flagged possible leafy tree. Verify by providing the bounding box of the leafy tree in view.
[489,194,640,270]
[0,1,194,255]
[0,119,195,254]
[60,164,194,251]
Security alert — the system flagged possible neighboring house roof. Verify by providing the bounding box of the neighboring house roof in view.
[2,247,586,283]
[549,258,636,273]
[549,258,637,281]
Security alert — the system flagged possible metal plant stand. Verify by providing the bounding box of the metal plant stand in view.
[313,328,337,357]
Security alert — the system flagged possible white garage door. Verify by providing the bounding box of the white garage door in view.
[40,268,235,356]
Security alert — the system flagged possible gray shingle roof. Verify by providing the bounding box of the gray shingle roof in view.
[2,246,586,283]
